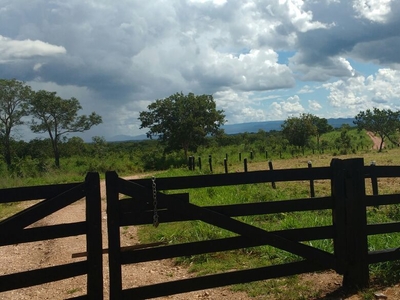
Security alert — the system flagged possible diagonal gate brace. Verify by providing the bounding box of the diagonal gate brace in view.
[164,194,337,270]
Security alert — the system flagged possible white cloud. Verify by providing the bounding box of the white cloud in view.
[214,90,265,124]
[281,0,331,32]
[323,68,400,116]
[308,99,322,111]
[0,35,66,63]
[298,85,314,94]
[353,0,392,23]
[269,94,305,117]
[33,63,43,71]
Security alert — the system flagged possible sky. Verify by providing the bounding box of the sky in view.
[1,0,400,141]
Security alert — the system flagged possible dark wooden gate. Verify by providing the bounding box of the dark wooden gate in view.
[105,165,341,299]
[0,172,103,299]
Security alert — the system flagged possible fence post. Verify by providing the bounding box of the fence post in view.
[331,158,369,288]
[192,156,195,171]
[308,161,315,198]
[244,158,248,172]
[239,152,241,162]
[268,161,276,189]
[188,156,192,170]
[209,155,213,173]
[85,172,103,299]
[370,161,378,196]
[224,158,228,174]
[198,157,202,170]
[106,171,123,299]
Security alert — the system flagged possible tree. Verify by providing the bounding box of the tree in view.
[310,115,333,150]
[0,79,32,167]
[354,108,400,152]
[281,113,317,154]
[335,124,352,154]
[139,92,226,158]
[29,90,102,167]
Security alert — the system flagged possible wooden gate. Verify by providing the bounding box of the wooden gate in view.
[105,165,341,299]
[2,158,400,299]
[0,172,103,299]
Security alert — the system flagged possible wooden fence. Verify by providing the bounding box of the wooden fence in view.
[1,158,400,299]
[105,157,400,299]
[0,173,103,299]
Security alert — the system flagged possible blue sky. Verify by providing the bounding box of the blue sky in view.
[1,0,400,141]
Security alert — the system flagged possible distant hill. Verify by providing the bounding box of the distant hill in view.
[221,118,355,134]
[107,134,147,142]
[107,118,355,141]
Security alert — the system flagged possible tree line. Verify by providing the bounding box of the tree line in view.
[139,92,400,157]
[0,79,102,168]
[2,84,399,175]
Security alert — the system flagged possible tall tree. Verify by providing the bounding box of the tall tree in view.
[139,92,226,158]
[354,108,400,152]
[29,90,102,167]
[0,79,32,167]
[281,113,317,154]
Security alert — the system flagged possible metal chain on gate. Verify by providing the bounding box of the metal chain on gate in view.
[152,176,159,227]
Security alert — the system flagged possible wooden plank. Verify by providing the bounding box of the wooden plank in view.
[331,158,348,275]
[342,158,369,288]
[119,198,331,226]
[122,260,325,299]
[365,194,400,206]
[368,248,400,264]
[85,172,103,300]
[128,167,332,190]
[65,296,87,300]
[0,183,85,233]
[119,196,332,226]
[0,261,87,292]
[365,165,400,178]
[367,222,400,235]
[0,182,81,203]
[0,222,86,246]
[106,171,123,299]
[121,226,334,265]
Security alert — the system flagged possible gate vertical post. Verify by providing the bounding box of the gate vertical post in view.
[331,158,369,288]
[106,171,123,299]
[85,172,103,299]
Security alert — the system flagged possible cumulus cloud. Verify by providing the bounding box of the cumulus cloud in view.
[269,95,305,117]
[308,100,322,111]
[0,35,66,63]
[323,68,400,116]
[353,0,393,23]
